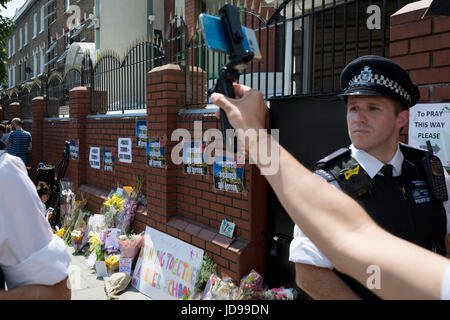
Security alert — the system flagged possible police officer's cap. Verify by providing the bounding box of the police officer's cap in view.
[340,55,419,109]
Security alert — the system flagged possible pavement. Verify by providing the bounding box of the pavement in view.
[67,246,151,300]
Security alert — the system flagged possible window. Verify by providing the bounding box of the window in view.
[12,64,16,86]
[33,13,38,38]
[33,51,37,78]
[19,28,22,50]
[40,47,45,74]
[24,22,28,45]
[65,0,70,12]
[12,35,15,55]
[8,67,11,88]
[8,39,11,58]
[40,7,45,33]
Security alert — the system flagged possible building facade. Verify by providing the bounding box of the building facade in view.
[4,0,95,89]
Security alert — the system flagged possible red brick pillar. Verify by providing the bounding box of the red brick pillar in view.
[9,102,21,119]
[0,107,3,122]
[146,64,186,228]
[67,87,91,192]
[31,97,47,179]
[390,2,450,143]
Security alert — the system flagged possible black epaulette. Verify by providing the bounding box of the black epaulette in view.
[314,147,351,170]
[399,143,428,162]
[315,169,337,183]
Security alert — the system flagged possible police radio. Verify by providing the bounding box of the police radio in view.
[199,4,261,153]
[421,140,448,201]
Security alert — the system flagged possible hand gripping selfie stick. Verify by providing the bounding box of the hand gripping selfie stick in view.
[207,4,255,153]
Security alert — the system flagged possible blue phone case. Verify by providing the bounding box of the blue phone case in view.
[199,13,262,59]
[199,14,232,54]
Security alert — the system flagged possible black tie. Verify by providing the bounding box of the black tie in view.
[380,164,393,178]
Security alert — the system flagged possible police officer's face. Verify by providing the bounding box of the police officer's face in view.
[346,96,409,155]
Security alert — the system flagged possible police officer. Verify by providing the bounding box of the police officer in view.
[289,55,450,300]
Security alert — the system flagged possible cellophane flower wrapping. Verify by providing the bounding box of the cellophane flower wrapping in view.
[118,233,144,260]
[116,176,144,235]
[263,287,297,300]
[235,269,266,300]
[201,274,238,300]
[102,189,127,229]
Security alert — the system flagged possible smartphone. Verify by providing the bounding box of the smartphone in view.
[199,13,262,60]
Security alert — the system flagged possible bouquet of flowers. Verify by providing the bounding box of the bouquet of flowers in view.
[118,233,144,261]
[116,175,145,235]
[102,191,126,229]
[105,254,120,275]
[71,229,84,246]
[264,287,297,300]
[201,274,238,300]
[235,269,266,300]
[88,231,106,262]
[63,198,87,245]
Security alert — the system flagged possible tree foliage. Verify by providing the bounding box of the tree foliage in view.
[0,0,14,87]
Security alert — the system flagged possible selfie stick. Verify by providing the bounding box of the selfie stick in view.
[208,4,254,153]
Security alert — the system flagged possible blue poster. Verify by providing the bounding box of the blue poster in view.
[147,136,166,168]
[136,120,147,148]
[103,150,115,172]
[69,139,79,161]
[213,156,244,193]
[182,141,207,175]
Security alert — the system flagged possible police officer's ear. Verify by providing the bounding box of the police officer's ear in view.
[396,109,409,130]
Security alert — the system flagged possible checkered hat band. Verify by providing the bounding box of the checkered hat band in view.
[347,73,412,105]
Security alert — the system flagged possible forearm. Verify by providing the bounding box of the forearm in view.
[296,264,361,300]
[0,277,71,300]
[255,135,449,299]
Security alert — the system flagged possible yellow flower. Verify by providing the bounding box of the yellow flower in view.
[88,232,101,252]
[56,228,65,238]
[105,255,119,266]
[123,186,133,196]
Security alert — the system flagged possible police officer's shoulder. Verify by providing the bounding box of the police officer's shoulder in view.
[315,147,351,170]
[399,142,428,160]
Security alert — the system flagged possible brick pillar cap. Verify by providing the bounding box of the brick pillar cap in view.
[9,102,20,106]
[32,96,46,102]
[392,0,431,18]
[70,86,89,92]
[149,64,183,74]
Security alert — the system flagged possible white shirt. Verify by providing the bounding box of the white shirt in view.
[0,150,71,289]
[289,144,450,269]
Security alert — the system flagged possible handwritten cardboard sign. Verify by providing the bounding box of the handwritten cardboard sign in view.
[131,226,204,300]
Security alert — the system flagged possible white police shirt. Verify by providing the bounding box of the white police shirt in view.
[0,150,71,289]
[289,144,450,270]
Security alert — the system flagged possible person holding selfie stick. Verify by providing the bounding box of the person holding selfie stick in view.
[211,82,450,300]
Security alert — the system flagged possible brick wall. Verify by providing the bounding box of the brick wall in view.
[28,63,268,283]
[390,1,450,142]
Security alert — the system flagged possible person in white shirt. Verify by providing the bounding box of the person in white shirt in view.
[0,145,71,300]
[288,55,450,299]
[211,80,450,300]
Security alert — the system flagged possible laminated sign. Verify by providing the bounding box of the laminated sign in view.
[69,139,79,160]
[146,137,166,168]
[183,141,208,175]
[409,103,450,170]
[213,156,244,193]
[103,150,115,172]
[136,120,148,148]
[89,147,101,169]
[118,138,132,163]
[132,226,204,300]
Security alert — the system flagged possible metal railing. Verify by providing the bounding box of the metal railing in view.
[88,40,165,114]
[178,0,415,106]
[1,0,416,117]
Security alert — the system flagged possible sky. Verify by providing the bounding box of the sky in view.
[1,0,27,19]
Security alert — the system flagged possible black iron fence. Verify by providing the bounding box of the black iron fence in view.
[179,0,415,106]
[1,0,416,118]
[88,40,165,114]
